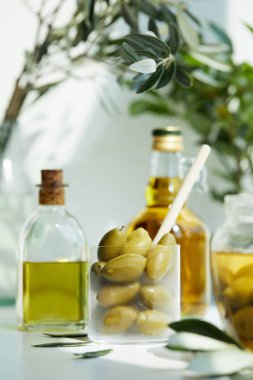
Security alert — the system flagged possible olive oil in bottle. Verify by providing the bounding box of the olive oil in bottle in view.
[128,127,209,316]
[17,170,88,331]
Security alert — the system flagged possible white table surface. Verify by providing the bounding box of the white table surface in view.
[0,306,221,380]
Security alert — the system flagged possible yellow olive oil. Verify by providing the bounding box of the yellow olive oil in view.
[212,251,253,350]
[129,177,209,316]
[22,261,89,330]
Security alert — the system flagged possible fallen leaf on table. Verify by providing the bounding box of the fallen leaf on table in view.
[167,332,237,352]
[185,350,253,378]
[74,349,113,359]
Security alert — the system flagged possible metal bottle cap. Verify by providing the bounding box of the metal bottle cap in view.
[152,126,183,152]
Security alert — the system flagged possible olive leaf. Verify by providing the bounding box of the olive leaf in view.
[184,9,202,27]
[74,349,113,359]
[190,52,232,72]
[175,67,192,88]
[43,332,88,339]
[168,23,180,54]
[176,9,200,49]
[186,350,253,378]
[135,50,158,59]
[169,319,242,348]
[195,44,230,55]
[167,332,237,352]
[33,341,91,348]
[136,65,164,93]
[192,70,221,87]
[126,34,170,58]
[148,18,160,38]
[208,21,233,50]
[121,42,140,64]
[121,3,138,31]
[129,58,157,74]
[129,98,172,115]
[156,61,176,89]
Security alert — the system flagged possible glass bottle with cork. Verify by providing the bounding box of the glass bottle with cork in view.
[17,170,88,331]
[128,127,209,316]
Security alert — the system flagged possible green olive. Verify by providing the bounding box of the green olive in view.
[145,246,172,281]
[102,306,137,334]
[224,277,253,308]
[97,282,140,308]
[158,233,176,246]
[232,306,253,339]
[136,310,168,335]
[234,264,253,281]
[140,285,171,310]
[119,236,152,257]
[101,254,146,283]
[98,227,127,262]
[127,228,150,241]
[91,261,106,275]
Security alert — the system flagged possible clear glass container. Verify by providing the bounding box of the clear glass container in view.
[17,170,88,331]
[0,122,33,305]
[211,193,253,350]
[88,244,180,343]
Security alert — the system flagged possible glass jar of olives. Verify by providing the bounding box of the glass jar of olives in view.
[88,227,180,343]
[211,193,253,350]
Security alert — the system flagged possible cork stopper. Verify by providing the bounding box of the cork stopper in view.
[37,170,67,205]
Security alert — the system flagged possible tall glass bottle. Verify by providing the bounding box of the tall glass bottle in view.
[128,127,209,316]
[17,170,89,331]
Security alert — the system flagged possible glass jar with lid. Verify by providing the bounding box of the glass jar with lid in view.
[211,193,253,350]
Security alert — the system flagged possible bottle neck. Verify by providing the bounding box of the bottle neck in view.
[38,204,66,211]
[145,150,183,207]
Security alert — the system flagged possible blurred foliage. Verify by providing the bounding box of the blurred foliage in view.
[2,0,228,156]
[2,0,251,203]
[126,20,253,201]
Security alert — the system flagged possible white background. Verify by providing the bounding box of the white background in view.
[0,0,252,243]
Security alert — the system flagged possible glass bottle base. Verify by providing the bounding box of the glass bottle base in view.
[19,320,87,333]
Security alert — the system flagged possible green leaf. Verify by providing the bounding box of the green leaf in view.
[175,67,192,88]
[126,34,170,58]
[135,49,158,59]
[168,23,180,54]
[88,0,96,24]
[43,332,88,338]
[177,9,200,49]
[33,341,90,348]
[245,22,253,36]
[169,319,242,348]
[209,22,233,50]
[121,42,140,64]
[148,18,160,38]
[190,52,232,72]
[121,3,138,31]
[184,9,202,27]
[129,99,171,116]
[156,61,176,89]
[136,65,164,93]
[137,1,159,19]
[195,43,230,55]
[130,58,156,74]
[74,349,113,359]
[167,332,236,352]
[192,70,221,87]
[186,350,253,378]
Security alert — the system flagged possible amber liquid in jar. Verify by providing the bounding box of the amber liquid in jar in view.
[212,251,253,350]
[128,177,208,316]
